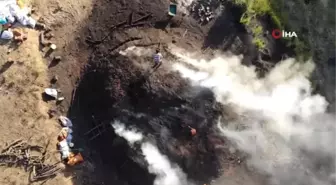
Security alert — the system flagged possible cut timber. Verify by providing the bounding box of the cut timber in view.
[109,37,142,52]
[123,22,151,29]
[85,13,153,45]
[84,121,111,141]
[85,21,128,45]
[39,32,50,46]
[132,14,152,24]
[128,12,133,25]
[53,56,62,62]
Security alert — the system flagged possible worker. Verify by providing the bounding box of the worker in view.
[152,48,163,70]
[189,126,197,137]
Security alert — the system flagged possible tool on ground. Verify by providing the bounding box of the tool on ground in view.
[168,3,177,17]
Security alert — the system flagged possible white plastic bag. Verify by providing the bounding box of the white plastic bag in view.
[44,88,58,99]
[58,140,70,159]
[59,116,73,127]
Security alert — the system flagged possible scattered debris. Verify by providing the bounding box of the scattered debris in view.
[48,56,62,68]
[67,153,84,166]
[58,140,70,160]
[59,116,73,127]
[44,88,64,100]
[85,12,152,45]
[47,109,58,118]
[109,37,142,53]
[44,88,58,99]
[39,32,50,46]
[57,97,65,102]
[53,56,62,62]
[0,61,14,74]
[30,162,62,182]
[51,75,59,84]
[35,22,47,30]
[128,12,133,25]
[190,1,216,24]
[0,139,61,182]
[45,33,54,39]
[7,58,14,63]
[13,28,28,43]
[183,29,188,38]
[57,116,84,166]
[0,2,39,41]
[49,44,57,50]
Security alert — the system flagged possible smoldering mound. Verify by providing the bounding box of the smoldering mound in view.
[69,48,238,185]
[171,49,336,185]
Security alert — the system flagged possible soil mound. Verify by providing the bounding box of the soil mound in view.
[69,50,239,184]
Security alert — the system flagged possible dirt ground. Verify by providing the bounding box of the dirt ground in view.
[0,0,92,184]
[0,0,269,185]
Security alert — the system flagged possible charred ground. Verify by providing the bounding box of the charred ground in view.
[68,50,239,184]
[62,0,294,185]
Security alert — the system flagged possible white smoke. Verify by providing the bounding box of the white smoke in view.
[111,121,190,185]
[171,49,336,185]
[119,46,153,57]
[112,121,143,144]
[141,143,190,185]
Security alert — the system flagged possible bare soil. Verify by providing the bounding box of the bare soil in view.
[0,0,92,184]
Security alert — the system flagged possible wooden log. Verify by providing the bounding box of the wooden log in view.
[132,14,152,24]
[128,12,134,25]
[109,37,142,52]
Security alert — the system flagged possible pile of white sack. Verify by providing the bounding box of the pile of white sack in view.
[0,0,36,39]
[0,0,36,26]
[58,116,74,159]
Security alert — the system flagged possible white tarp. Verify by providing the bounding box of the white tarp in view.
[0,0,15,23]
[0,0,17,7]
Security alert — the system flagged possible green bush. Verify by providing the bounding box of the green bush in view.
[252,25,263,36]
[253,38,266,49]
[232,0,312,57]
[248,0,271,15]
[240,12,251,25]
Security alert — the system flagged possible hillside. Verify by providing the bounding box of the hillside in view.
[0,0,334,185]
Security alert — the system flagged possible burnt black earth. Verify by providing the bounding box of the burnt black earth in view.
[68,51,241,185]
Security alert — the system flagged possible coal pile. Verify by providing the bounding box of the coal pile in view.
[65,0,249,184]
[68,48,244,184]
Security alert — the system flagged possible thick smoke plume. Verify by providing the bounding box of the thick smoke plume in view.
[171,49,336,185]
[111,121,190,185]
